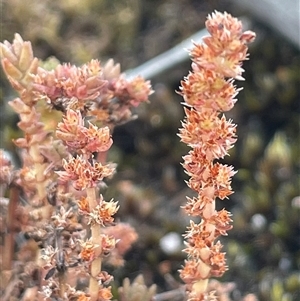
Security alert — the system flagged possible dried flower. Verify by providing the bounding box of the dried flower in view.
[85,123,113,153]
[180,259,211,283]
[191,11,255,80]
[98,286,113,301]
[56,109,87,145]
[51,206,73,228]
[88,199,119,226]
[57,155,114,190]
[41,245,58,270]
[56,109,113,153]
[33,60,107,108]
[179,109,237,160]
[179,70,238,112]
[78,196,90,214]
[79,239,98,262]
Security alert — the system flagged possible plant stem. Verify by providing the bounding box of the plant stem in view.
[87,187,102,301]
[28,130,48,205]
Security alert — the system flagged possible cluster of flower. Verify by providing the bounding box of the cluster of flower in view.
[0,33,150,300]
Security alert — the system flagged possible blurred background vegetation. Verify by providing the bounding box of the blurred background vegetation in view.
[0,0,299,300]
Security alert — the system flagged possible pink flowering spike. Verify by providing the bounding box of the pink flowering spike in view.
[189,11,254,81]
[178,11,255,299]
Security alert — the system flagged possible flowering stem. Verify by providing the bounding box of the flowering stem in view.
[86,187,102,300]
[1,33,152,300]
[178,11,255,300]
